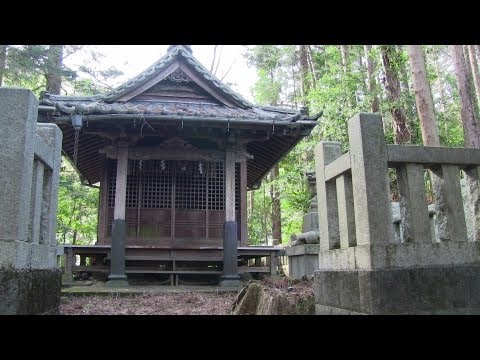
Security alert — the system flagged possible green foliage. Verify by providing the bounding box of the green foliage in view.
[3,45,78,96]
[57,159,99,245]
[2,45,124,97]
[252,68,282,106]
[244,44,469,245]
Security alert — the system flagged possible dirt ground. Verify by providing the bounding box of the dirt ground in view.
[60,291,237,315]
[59,277,313,315]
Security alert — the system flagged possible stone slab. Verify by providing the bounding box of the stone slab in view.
[314,265,480,314]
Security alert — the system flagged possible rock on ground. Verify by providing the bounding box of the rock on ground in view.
[231,277,315,315]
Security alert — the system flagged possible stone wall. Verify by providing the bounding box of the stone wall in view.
[0,88,62,314]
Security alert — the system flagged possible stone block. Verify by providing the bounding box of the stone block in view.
[0,88,37,244]
[314,265,480,314]
[0,240,16,268]
[0,268,61,314]
[30,244,50,269]
[323,271,341,307]
[313,271,325,304]
[366,269,411,314]
[302,212,319,232]
[338,270,360,311]
[14,240,32,269]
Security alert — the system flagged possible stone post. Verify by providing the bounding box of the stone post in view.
[396,163,431,243]
[0,88,62,314]
[348,113,395,248]
[314,142,342,251]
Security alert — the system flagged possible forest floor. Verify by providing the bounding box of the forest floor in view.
[59,277,314,315]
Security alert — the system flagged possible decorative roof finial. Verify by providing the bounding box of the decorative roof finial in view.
[167,45,193,54]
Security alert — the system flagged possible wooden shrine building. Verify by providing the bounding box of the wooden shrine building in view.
[38,45,319,286]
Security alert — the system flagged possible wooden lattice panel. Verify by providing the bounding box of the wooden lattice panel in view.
[142,160,173,209]
[207,162,225,210]
[106,158,239,243]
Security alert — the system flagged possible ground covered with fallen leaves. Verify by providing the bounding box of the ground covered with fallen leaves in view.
[260,276,314,302]
[60,277,314,315]
[60,292,237,315]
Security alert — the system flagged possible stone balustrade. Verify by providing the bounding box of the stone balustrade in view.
[314,113,480,314]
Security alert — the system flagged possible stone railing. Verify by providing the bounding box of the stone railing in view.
[316,113,480,271]
[314,113,480,314]
[0,88,62,314]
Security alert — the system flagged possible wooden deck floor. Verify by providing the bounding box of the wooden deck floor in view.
[60,245,284,286]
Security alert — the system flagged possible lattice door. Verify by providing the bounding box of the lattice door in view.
[106,159,239,244]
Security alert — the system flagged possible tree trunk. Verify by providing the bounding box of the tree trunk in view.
[451,45,480,242]
[340,45,348,74]
[270,164,282,244]
[407,45,440,146]
[396,45,416,124]
[463,46,480,118]
[380,45,411,144]
[248,191,254,218]
[467,45,480,105]
[432,46,447,112]
[339,45,357,108]
[364,45,380,112]
[306,45,317,88]
[450,45,480,148]
[299,45,310,106]
[407,45,447,239]
[396,45,411,93]
[46,45,63,95]
[0,45,7,87]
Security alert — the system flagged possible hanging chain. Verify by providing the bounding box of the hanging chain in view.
[73,128,80,167]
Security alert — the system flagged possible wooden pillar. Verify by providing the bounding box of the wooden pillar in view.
[240,159,248,246]
[220,146,241,287]
[107,141,129,287]
[97,157,108,244]
[225,149,236,223]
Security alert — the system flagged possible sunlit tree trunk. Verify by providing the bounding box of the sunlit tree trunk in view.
[407,45,440,146]
[451,44,480,241]
[467,45,480,105]
[450,45,480,148]
[0,45,7,86]
[299,45,310,106]
[306,45,317,88]
[364,45,380,112]
[46,45,63,94]
[407,45,446,237]
[432,46,447,112]
[397,45,417,124]
[340,45,357,108]
[270,164,282,244]
[380,45,411,144]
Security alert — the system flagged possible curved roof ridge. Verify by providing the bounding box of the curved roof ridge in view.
[100,45,254,108]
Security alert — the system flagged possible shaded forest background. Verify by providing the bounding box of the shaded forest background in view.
[1,45,479,245]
